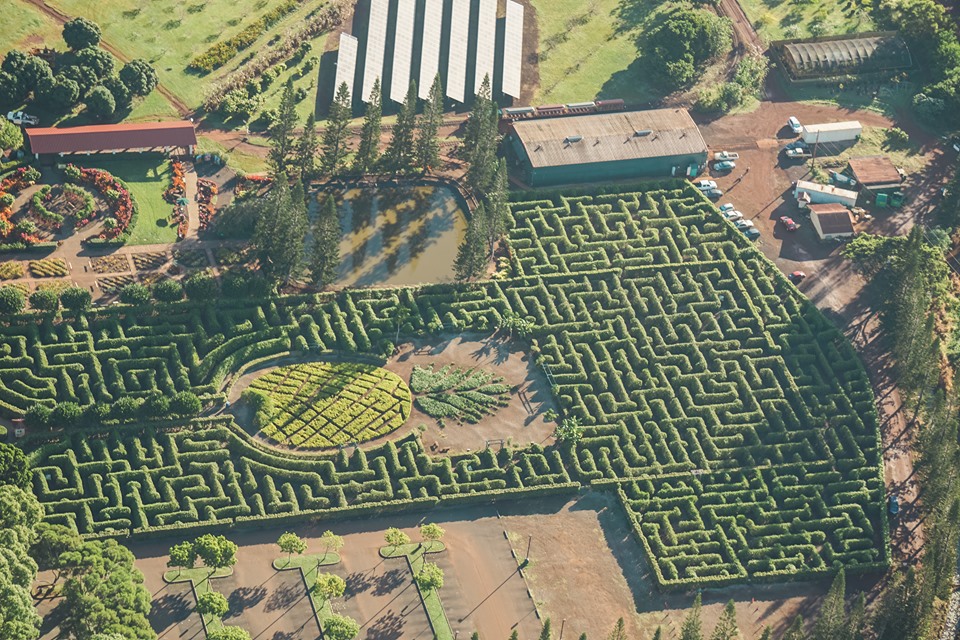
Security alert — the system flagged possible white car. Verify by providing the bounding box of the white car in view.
[6,111,39,126]
[723,210,744,222]
[714,151,740,161]
[694,179,718,191]
[735,219,755,230]
[719,203,736,212]
[788,116,802,134]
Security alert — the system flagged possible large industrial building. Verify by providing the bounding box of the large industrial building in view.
[505,109,708,187]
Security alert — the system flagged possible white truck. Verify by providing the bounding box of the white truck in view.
[713,151,740,161]
[801,121,862,145]
[6,111,39,126]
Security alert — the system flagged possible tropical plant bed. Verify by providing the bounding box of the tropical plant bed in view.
[90,254,130,274]
[28,258,68,278]
[0,261,24,280]
[30,184,96,227]
[247,361,412,448]
[410,364,510,424]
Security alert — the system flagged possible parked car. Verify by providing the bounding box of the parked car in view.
[785,148,811,159]
[789,271,806,283]
[723,210,744,222]
[788,116,802,134]
[714,151,740,161]
[779,216,800,231]
[735,219,755,230]
[785,140,809,151]
[888,495,900,516]
[713,160,736,172]
[6,111,38,126]
[705,188,723,200]
[694,179,718,191]
[744,227,761,240]
[719,203,736,212]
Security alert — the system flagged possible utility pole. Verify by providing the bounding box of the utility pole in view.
[559,619,566,640]
[810,130,821,172]
[525,534,532,562]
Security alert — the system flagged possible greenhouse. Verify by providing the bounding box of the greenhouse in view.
[776,32,912,80]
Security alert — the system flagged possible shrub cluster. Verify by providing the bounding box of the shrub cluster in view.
[189,0,301,72]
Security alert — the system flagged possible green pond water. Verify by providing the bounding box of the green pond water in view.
[331,184,468,287]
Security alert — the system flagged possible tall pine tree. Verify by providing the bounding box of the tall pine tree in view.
[679,593,703,640]
[607,618,626,640]
[710,600,740,640]
[309,195,341,288]
[353,78,383,174]
[322,82,352,176]
[538,618,552,640]
[454,203,487,281]
[269,80,299,174]
[297,112,319,182]
[385,78,418,174]
[415,74,444,172]
[482,158,509,260]
[781,616,806,640]
[252,174,308,284]
[811,570,846,640]
[464,74,500,195]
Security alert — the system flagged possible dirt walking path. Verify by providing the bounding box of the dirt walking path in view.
[183,163,201,241]
[21,0,191,116]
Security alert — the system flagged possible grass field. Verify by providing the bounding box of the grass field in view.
[739,0,874,42]
[44,0,333,119]
[196,136,270,174]
[1,0,64,58]
[75,156,176,245]
[529,0,667,104]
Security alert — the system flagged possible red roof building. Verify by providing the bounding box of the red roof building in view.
[26,121,197,156]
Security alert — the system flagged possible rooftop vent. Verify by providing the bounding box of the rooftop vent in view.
[564,135,583,144]
[633,129,652,137]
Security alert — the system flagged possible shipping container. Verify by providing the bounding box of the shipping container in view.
[794,180,859,208]
[801,121,862,144]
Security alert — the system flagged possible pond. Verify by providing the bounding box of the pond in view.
[330,184,468,287]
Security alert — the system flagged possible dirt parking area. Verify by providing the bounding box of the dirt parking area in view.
[87,504,543,640]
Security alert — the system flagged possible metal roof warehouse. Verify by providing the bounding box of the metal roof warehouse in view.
[506,109,708,187]
[26,121,198,157]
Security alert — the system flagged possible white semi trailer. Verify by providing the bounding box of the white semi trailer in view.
[801,121,862,145]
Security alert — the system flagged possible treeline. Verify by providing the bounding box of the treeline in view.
[0,17,158,121]
[842,226,960,638]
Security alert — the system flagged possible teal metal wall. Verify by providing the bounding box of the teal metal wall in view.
[508,135,706,187]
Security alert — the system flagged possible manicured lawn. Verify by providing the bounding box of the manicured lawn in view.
[1,0,64,58]
[197,136,270,175]
[739,0,873,42]
[45,0,332,118]
[529,0,668,104]
[73,156,176,245]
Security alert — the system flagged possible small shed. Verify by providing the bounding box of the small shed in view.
[848,156,903,194]
[795,180,859,208]
[808,203,855,240]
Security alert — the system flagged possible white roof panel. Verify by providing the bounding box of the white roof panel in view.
[446,0,470,102]
[419,0,444,99]
[362,0,390,102]
[502,1,524,98]
[335,34,358,100]
[390,0,416,103]
[474,0,497,95]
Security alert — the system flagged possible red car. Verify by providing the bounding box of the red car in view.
[789,271,806,283]
[779,216,800,231]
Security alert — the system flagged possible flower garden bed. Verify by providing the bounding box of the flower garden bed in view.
[28,258,68,278]
[65,164,138,246]
[246,361,412,448]
[30,184,95,228]
[0,167,44,248]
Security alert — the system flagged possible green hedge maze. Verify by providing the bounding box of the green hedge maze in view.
[19,181,887,590]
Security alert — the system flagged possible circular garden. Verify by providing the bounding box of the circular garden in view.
[242,361,412,448]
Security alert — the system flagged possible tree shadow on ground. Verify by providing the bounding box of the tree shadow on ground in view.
[226,585,267,618]
[372,567,406,596]
[266,581,303,613]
